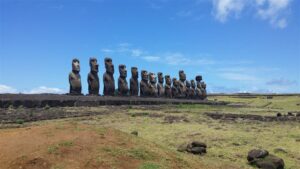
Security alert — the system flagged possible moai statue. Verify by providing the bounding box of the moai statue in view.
[172,78,179,98]
[195,75,203,99]
[148,72,158,97]
[201,81,207,100]
[185,81,191,99]
[69,58,82,95]
[87,57,99,95]
[157,72,164,97]
[140,70,149,97]
[103,57,115,96]
[190,80,196,99]
[130,67,139,96]
[177,70,187,98]
[118,64,129,96]
[164,75,172,98]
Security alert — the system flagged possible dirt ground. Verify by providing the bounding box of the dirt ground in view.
[0,121,203,169]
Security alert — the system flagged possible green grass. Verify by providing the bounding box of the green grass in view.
[139,162,160,169]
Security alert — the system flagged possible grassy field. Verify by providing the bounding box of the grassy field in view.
[0,95,299,169]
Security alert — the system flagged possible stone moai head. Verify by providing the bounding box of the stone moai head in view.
[165,75,171,85]
[179,70,186,82]
[195,75,202,82]
[131,67,138,79]
[72,58,80,73]
[186,81,191,88]
[119,64,127,78]
[172,78,178,87]
[149,72,156,84]
[104,57,114,75]
[89,57,98,73]
[141,70,148,81]
[158,72,164,84]
[191,80,196,89]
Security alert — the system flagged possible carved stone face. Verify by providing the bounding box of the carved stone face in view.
[119,64,127,78]
[197,82,202,89]
[196,75,202,82]
[141,70,148,81]
[131,67,138,79]
[72,59,80,73]
[149,72,156,84]
[179,70,186,81]
[172,78,178,87]
[165,75,171,85]
[89,57,98,73]
[191,80,196,88]
[158,72,164,83]
[105,57,114,74]
[186,81,191,88]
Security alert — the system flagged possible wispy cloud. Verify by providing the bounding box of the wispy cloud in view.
[266,78,298,86]
[211,0,292,28]
[0,84,66,94]
[24,86,66,94]
[255,0,292,28]
[219,72,258,81]
[212,0,245,22]
[101,48,114,53]
[164,52,215,65]
[0,84,18,94]
[142,56,161,62]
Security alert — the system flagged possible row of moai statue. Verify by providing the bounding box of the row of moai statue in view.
[69,58,207,99]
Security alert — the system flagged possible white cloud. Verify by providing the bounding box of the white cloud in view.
[142,56,161,62]
[131,49,143,57]
[101,48,114,53]
[164,52,215,65]
[212,0,245,22]
[0,84,18,93]
[256,0,291,28]
[212,0,292,28]
[24,86,66,94]
[219,72,258,81]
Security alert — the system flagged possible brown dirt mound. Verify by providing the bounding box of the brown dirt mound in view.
[0,122,200,169]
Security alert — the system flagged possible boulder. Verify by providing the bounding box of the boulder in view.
[178,141,207,155]
[247,149,284,169]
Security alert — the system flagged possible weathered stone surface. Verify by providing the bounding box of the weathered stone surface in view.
[164,75,172,98]
[247,149,284,169]
[157,72,164,97]
[247,149,269,161]
[140,70,149,97]
[201,81,207,100]
[130,67,139,96]
[190,80,196,99]
[172,78,179,98]
[195,75,203,99]
[177,70,187,98]
[118,64,129,96]
[103,57,115,96]
[178,141,207,155]
[69,58,82,95]
[148,72,158,97]
[87,57,99,95]
[186,81,191,99]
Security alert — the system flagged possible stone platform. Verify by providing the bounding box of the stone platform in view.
[0,94,227,108]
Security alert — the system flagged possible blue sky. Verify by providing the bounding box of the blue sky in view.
[0,0,299,94]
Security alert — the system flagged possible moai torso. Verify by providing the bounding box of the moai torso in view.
[189,80,196,99]
[148,72,158,97]
[130,67,139,96]
[177,70,187,98]
[157,72,164,97]
[195,75,203,99]
[171,78,179,98]
[88,57,99,95]
[185,81,191,99]
[103,58,115,96]
[140,70,149,97]
[201,81,207,100]
[118,64,129,96]
[164,75,172,98]
[69,58,82,95]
